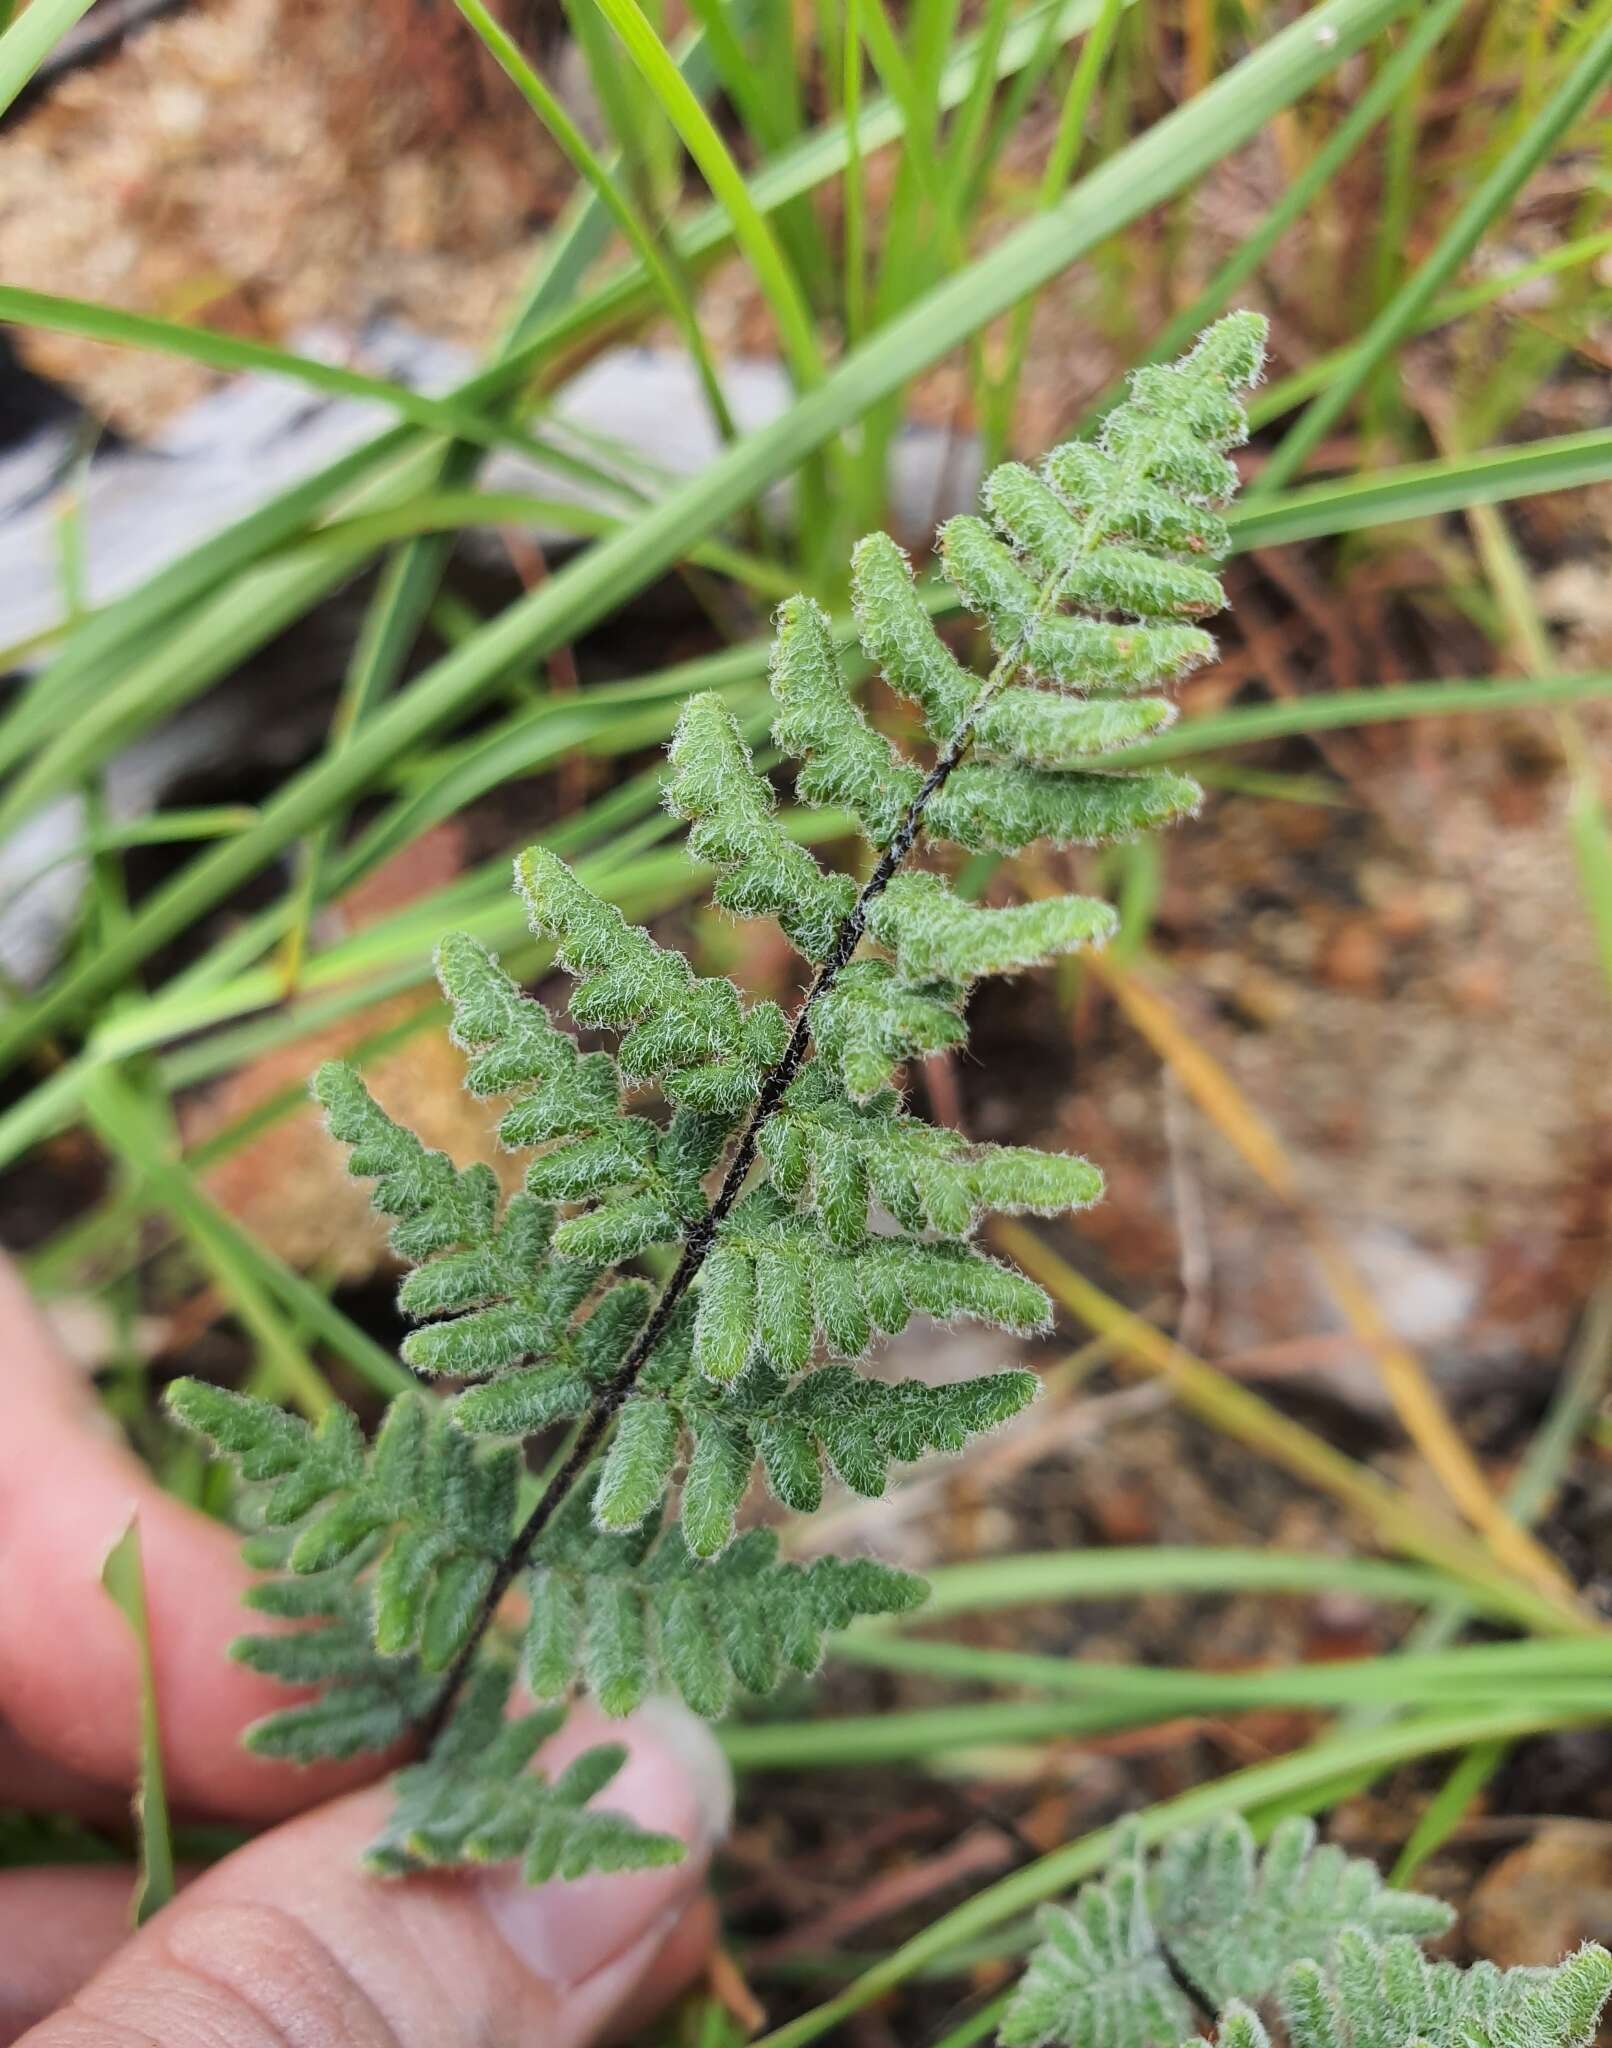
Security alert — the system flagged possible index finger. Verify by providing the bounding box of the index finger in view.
[0,1258,396,1819]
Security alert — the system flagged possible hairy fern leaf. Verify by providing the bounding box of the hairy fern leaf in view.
[864,870,1117,983]
[448,1280,655,1436]
[691,1184,1049,1382]
[314,1060,503,1265]
[184,315,1275,1884]
[666,692,858,961]
[231,1554,438,1762]
[589,1346,1037,1554]
[924,758,1203,854]
[762,1065,1101,1238]
[436,929,625,1150]
[524,1488,924,1719]
[1277,1936,1612,2048]
[167,1384,518,1680]
[1001,1818,1451,2048]
[363,1658,685,1882]
[314,1060,602,1380]
[770,593,922,846]
[1155,1816,1452,2008]
[679,1359,1037,1550]
[999,1855,1188,2048]
[811,958,968,1100]
[517,844,787,1113]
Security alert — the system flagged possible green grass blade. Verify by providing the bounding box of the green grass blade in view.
[268,17,737,994]
[1387,1738,1505,1886]
[82,1069,411,1401]
[0,432,419,779]
[983,0,1128,459]
[1115,670,1612,764]
[842,0,869,346]
[0,0,95,115]
[936,0,1014,212]
[0,445,683,850]
[1110,0,1467,419]
[450,0,738,447]
[0,288,573,459]
[832,1632,1612,1710]
[0,0,1413,1072]
[680,0,832,296]
[0,0,1097,789]
[749,1703,1601,2047]
[722,1686,1612,1770]
[892,1546,1494,1619]
[99,1518,176,1925]
[1230,425,1612,546]
[1256,13,1612,491]
[589,0,823,393]
[291,491,794,594]
[82,1071,340,1416]
[1567,752,1612,998]
[1252,229,1612,429]
[0,807,257,922]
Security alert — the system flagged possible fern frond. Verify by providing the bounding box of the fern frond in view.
[548,1107,733,1264]
[315,1060,601,1379]
[523,1488,925,1719]
[973,684,1179,770]
[769,593,922,847]
[851,530,1180,763]
[1001,1817,1452,2048]
[448,1279,653,1435]
[436,929,625,1149]
[313,1060,501,1264]
[924,758,1203,854]
[865,870,1116,983]
[811,958,968,1101]
[190,316,1276,1885]
[578,1299,1036,1551]
[363,1659,685,1883]
[167,1384,517,1678]
[808,309,1264,869]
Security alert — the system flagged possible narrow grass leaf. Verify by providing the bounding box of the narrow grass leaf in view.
[0,0,1414,1071]
[100,1518,177,1925]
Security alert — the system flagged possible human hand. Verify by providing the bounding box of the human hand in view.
[0,1260,728,2044]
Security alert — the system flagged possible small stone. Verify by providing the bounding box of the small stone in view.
[1319,916,1386,996]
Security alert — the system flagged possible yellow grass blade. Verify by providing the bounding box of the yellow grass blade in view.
[1086,953,1575,1602]
[990,1220,1590,1638]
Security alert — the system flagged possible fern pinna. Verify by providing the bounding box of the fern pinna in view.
[168,314,1266,1882]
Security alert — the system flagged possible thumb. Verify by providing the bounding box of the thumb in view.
[20,1701,730,2048]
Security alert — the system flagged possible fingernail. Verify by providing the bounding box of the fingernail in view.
[479,1698,730,1987]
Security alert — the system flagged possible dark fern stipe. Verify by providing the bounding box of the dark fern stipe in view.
[168,315,1267,1884]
